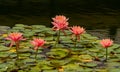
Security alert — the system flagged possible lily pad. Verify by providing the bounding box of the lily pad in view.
[64,64,83,71]
[0,52,10,58]
[79,55,93,62]
[29,66,42,72]
[85,62,97,67]
[32,25,46,29]
[0,45,10,52]
[109,68,120,72]
[15,24,25,27]
[47,48,70,59]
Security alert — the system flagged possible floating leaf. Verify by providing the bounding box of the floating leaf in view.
[32,25,46,29]
[85,62,97,67]
[79,55,93,62]
[48,60,68,68]
[19,53,31,57]
[0,52,10,58]
[47,48,70,59]
[29,66,42,72]
[89,48,100,52]
[15,24,25,27]
[109,68,120,72]
[0,45,10,52]
[64,64,82,71]
[43,70,58,72]
[12,27,24,30]
[0,63,8,71]
[84,68,93,72]
[18,48,32,53]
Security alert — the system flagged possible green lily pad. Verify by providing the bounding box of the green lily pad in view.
[47,48,70,59]
[84,68,93,72]
[15,24,25,27]
[32,25,46,29]
[81,33,98,40]
[107,62,120,68]
[79,55,93,62]
[109,68,120,72]
[64,64,82,71]
[12,27,24,30]
[18,48,32,53]
[89,48,100,52]
[23,32,35,37]
[109,44,120,49]
[41,65,54,70]
[48,60,67,68]
[85,62,97,67]
[9,30,20,32]
[29,66,42,72]
[23,59,35,63]
[19,53,31,57]
[0,63,8,71]
[9,53,17,58]
[32,29,43,33]
[95,69,108,72]
[47,31,56,35]
[0,52,10,58]
[43,70,58,72]
[0,45,10,52]
[45,37,54,41]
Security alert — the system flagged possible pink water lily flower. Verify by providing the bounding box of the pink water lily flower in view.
[100,39,113,48]
[6,32,24,47]
[51,15,69,32]
[31,38,45,50]
[70,26,85,40]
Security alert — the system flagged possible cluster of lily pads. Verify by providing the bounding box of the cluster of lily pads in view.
[0,16,120,72]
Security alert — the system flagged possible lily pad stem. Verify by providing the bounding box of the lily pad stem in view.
[74,35,77,48]
[55,30,60,47]
[15,42,19,60]
[106,48,108,62]
[35,49,39,59]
